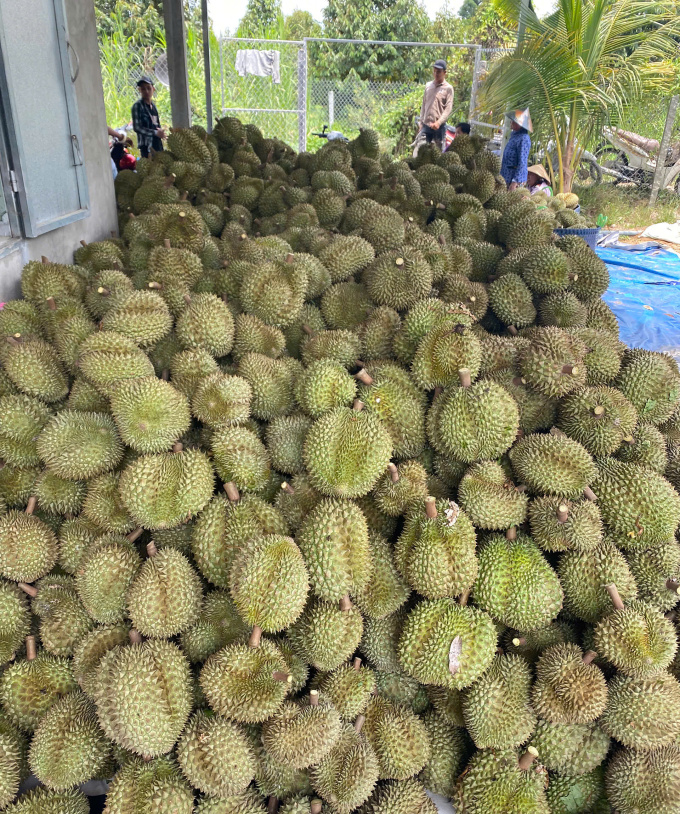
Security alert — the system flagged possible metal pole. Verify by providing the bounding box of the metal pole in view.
[219,37,225,117]
[501,0,530,155]
[298,40,308,153]
[163,0,192,128]
[469,46,482,123]
[201,0,213,132]
[329,90,334,128]
[650,95,679,206]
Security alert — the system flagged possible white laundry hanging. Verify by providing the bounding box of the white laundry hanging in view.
[235,49,281,84]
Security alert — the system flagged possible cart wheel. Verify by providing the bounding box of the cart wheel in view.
[595,146,627,184]
[576,158,602,187]
[674,175,680,195]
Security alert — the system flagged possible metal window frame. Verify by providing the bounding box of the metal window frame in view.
[0,0,89,238]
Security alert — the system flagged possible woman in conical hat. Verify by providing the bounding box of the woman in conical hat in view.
[501,107,533,191]
[526,164,552,196]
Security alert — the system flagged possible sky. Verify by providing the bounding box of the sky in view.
[209,0,557,36]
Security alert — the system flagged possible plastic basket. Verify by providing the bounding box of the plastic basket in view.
[553,227,600,250]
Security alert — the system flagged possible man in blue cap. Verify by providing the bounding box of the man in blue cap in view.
[419,59,454,150]
[132,76,166,158]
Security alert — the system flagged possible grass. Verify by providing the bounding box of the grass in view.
[574,183,680,231]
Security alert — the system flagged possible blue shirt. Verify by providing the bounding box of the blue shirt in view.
[501,130,532,185]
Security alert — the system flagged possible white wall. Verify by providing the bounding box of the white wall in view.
[0,0,118,303]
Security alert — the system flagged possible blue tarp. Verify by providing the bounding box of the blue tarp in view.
[597,245,680,359]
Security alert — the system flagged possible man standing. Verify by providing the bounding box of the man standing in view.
[419,60,454,150]
[131,76,166,159]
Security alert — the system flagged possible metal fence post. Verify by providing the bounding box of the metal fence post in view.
[298,40,308,153]
[650,95,680,206]
[201,0,213,132]
[329,90,335,128]
[219,38,225,117]
[469,46,482,123]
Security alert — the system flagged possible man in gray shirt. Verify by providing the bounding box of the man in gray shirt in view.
[419,59,454,149]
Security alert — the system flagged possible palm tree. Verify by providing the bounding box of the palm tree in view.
[478,0,680,192]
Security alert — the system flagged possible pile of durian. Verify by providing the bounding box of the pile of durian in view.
[1,119,680,814]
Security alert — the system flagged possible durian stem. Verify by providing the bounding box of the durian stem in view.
[163,174,176,189]
[582,650,598,665]
[606,583,625,610]
[512,376,525,386]
[433,386,443,398]
[301,324,315,336]
[80,239,88,248]
[272,671,292,683]
[516,429,525,440]
[5,336,20,347]
[129,630,143,644]
[353,657,362,671]
[45,296,57,311]
[309,690,319,706]
[310,801,322,814]
[458,368,472,388]
[172,442,183,453]
[592,405,605,417]
[666,578,680,593]
[438,234,446,245]
[339,595,352,611]
[354,714,366,733]
[515,484,527,493]
[127,527,143,543]
[459,588,470,607]
[25,496,37,516]
[97,286,110,296]
[41,255,50,263]
[512,637,526,647]
[183,294,192,305]
[25,636,36,661]
[352,399,364,412]
[146,541,158,557]
[518,747,539,770]
[161,369,169,381]
[224,482,241,502]
[556,504,569,524]
[179,191,188,201]
[506,526,517,541]
[507,325,518,336]
[387,463,399,483]
[420,496,438,522]
[18,583,37,598]
[147,281,162,290]
[583,487,597,502]
[267,797,279,814]
[163,239,172,249]
[285,253,295,264]
[249,626,262,648]
[355,368,374,386]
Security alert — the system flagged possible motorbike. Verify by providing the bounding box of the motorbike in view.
[596,127,680,192]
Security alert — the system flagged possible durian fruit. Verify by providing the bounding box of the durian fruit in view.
[488,273,537,329]
[0,581,30,665]
[238,353,296,420]
[457,460,528,530]
[71,623,130,694]
[28,690,111,790]
[601,672,680,750]
[398,598,497,689]
[592,458,680,548]
[0,638,77,731]
[296,498,371,602]
[0,394,52,467]
[372,461,428,517]
[457,747,550,814]
[192,372,252,429]
[119,443,215,529]
[418,709,465,797]
[240,255,307,328]
[2,787,90,814]
[199,635,291,723]
[176,293,235,356]
[76,331,155,394]
[262,691,342,769]
[461,654,536,749]
[353,533,410,620]
[101,290,173,348]
[592,585,676,677]
[530,720,610,775]
[321,281,374,331]
[616,348,680,425]
[410,314,482,390]
[544,769,607,814]
[520,245,573,294]
[176,710,256,798]
[228,534,309,632]
[289,598,364,672]
[82,472,134,534]
[362,696,430,780]
[363,249,433,311]
[32,470,85,516]
[528,495,602,552]
[170,347,219,399]
[180,590,249,663]
[0,729,20,810]
[93,636,193,757]
[472,529,563,631]
[75,536,141,623]
[556,386,638,457]
[394,497,478,600]
[126,543,202,637]
[0,336,69,403]
[530,644,607,724]
[317,658,376,720]
[104,755,194,814]
[233,313,286,362]
[265,413,312,475]
[519,326,587,397]
[616,422,668,472]
[0,499,58,582]
[605,745,680,814]
[310,718,380,812]
[28,577,94,657]
[294,360,356,418]
[359,778,437,814]
[212,426,271,493]
[627,539,680,611]
[509,432,596,498]
[303,402,393,498]
[196,791,267,813]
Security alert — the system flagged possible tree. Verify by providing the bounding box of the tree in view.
[237,0,284,37]
[320,0,432,81]
[460,0,482,19]
[284,10,322,40]
[95,0,163,45]
[479,0,680,191]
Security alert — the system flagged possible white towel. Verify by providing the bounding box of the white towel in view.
[235,49,281,84]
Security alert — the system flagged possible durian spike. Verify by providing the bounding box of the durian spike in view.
[224,482,241,502]
[163,239,172,249]
[267,797,279,814]
[309,690,320,707]
[339,595,352,611]
[506,526,517,541]
[248,626,262,648]
[666,578,680,593]
[354,714,366,733]
[146,541,158,557]
[425,497,437,519]
[355,368,374,386]
[518,747,539,770]
[311,801,323,814]
[556,504,569,524]
[272,671,293,683]
[353,657,362,671]
[387,463,399,483]
[458,367,472,388]
[352,399,364,412]
[45,296,57,311]
[582,650,598,665]
[129,630,143,644]
[80,240,88,248]
[18,583,37,598]
[512,637,526,647]
[459,588,470,607]
[25,496,37,516]
[172,441,183,453]
[606,583,625,611]
[583,486,597,502]
[25,636,36,661]
[127,527,143,543]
